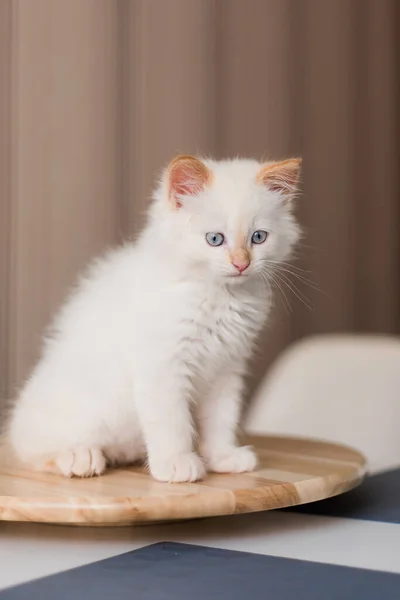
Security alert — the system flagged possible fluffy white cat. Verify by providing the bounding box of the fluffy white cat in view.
[8,155,301,483]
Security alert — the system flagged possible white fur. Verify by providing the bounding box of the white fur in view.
[8,158,301,482]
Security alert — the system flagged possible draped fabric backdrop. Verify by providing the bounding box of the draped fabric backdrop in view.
[0,0,399,410]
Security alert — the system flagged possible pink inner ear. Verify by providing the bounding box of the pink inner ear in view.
[258,159,301,196]
[266,170,297,194]
[169,157,210,203]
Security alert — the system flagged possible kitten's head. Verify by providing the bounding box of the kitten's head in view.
[152,155,302,284]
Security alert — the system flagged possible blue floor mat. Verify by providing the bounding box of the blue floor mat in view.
[1,542,399,600]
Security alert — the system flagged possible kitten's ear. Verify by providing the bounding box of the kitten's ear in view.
[167,155,211,209]
[257,158,302,201]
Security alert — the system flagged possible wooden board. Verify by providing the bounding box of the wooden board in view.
[0,436,366,526]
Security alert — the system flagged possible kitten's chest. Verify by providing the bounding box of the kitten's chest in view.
[186,287,267,367]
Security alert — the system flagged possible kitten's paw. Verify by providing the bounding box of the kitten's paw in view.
[149,452,206,483]
[48,447,106,478]
[205,446,257,474]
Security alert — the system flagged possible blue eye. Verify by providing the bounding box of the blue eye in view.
[205,232,224,246]
[251,230,268,244]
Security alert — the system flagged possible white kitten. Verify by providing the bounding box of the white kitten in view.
[8,155,301,482]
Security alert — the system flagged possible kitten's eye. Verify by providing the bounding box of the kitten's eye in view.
[206,232,225,246]
[251,230,268,244]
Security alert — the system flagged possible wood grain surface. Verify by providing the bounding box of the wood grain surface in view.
[0,436,366,526]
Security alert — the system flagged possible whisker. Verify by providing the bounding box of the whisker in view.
[272,271,314,311]
[260,271,292,314]
[257,272,275,311]
[261,259,327,297]
[264,259,313,275]
[268,265,322,293]
[258,271,289,314]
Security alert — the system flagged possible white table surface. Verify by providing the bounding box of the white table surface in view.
[2,510,400,590]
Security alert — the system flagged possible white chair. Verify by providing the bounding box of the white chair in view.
[245,335,400,474]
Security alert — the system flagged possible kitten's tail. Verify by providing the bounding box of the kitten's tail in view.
[0,432,17,467]
[0,404,22,468]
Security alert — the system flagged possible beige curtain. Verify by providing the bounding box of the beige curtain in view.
[1,0,399,409]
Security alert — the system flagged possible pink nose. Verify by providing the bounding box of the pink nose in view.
[232,260,249,273]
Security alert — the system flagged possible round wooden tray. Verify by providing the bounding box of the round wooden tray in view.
[0,435,366,526]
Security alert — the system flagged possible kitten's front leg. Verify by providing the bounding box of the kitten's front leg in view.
[135,371,205,483]
[198,369,257,474]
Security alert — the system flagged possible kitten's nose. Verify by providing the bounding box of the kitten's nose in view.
[232,259,250,273]
[231,248,250,273]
